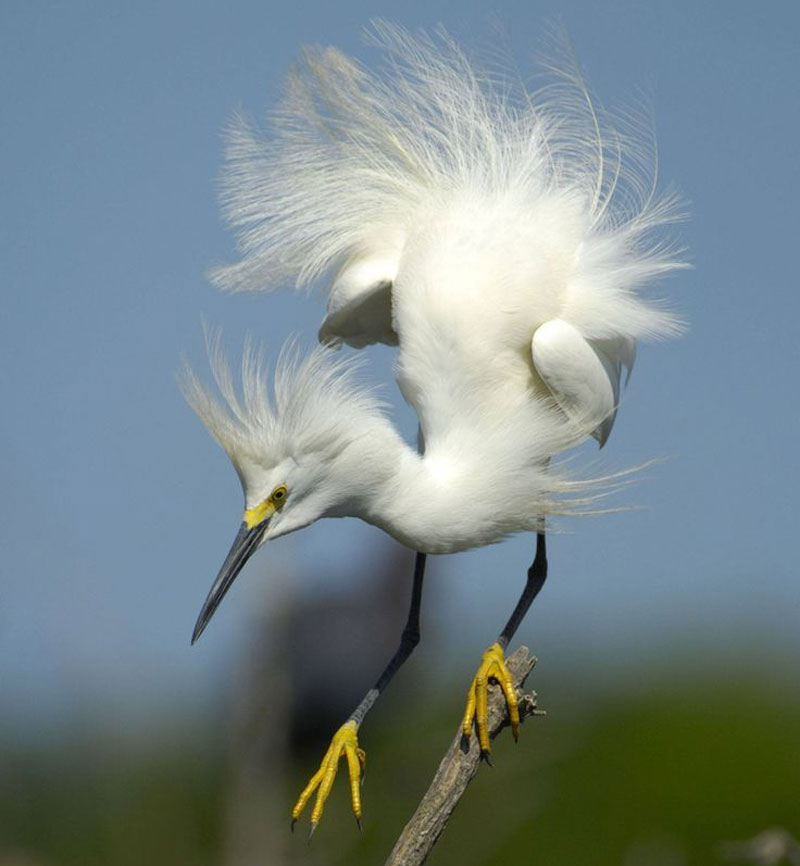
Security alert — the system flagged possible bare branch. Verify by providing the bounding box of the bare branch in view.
[384,646,541,866]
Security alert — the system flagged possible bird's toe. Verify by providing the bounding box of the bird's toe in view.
[291,719,365,834]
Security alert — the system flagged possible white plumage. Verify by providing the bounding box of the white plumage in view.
[187,22,684,554]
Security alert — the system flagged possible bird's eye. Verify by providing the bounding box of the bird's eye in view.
[271,484,288,505]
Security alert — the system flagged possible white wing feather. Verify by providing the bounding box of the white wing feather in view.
[318,253,399,348]
[532,319,633,448]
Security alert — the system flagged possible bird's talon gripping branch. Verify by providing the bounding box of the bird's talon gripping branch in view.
[462,642,520,753]
[291,719,366,833]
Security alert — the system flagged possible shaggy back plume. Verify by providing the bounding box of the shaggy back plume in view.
[180,336,386,479]
[210,20,685,339]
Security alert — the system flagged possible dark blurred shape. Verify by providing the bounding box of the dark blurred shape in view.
[284,545,419,753]
[721,829,800,866]
[218,541,419,863]
[221,597,292,866]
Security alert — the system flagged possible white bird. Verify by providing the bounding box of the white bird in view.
[182,22,684,833]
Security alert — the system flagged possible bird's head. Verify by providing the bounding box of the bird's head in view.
[181,336,385,643]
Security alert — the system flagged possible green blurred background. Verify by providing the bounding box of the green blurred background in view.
[3,546,799,866]
[4,658,799,866]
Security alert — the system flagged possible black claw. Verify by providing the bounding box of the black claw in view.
[356,816,363,832]
[480,750,493,767]
[290,818,296,833]
[308,822,317,844]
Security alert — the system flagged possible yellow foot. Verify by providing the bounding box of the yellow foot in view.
[291,719,366,835]
[461,642,519,754]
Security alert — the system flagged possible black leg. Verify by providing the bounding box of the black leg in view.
[498,532,547,650]
[292,552,428,832]
[461,532,547,755]
[350,551,426,726]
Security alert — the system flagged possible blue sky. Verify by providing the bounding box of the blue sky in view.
[2,1,798,734]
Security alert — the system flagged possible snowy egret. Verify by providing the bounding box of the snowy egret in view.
[183,23,684,833]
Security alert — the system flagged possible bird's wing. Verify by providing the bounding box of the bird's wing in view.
[531,319,635,448]
[317,253,400,349]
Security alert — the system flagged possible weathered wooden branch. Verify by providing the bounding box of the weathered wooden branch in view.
[384,646,541,866]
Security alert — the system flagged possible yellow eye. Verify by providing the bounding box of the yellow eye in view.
[271,484,288,505]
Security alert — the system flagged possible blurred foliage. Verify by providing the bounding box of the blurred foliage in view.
[0,732,222,866]
[2,670,799,866]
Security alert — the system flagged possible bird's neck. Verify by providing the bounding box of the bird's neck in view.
[346,417,547,553]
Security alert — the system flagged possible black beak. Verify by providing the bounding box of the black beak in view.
[191,520,267,644]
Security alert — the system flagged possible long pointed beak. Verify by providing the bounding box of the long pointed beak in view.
[191,520,267,645]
